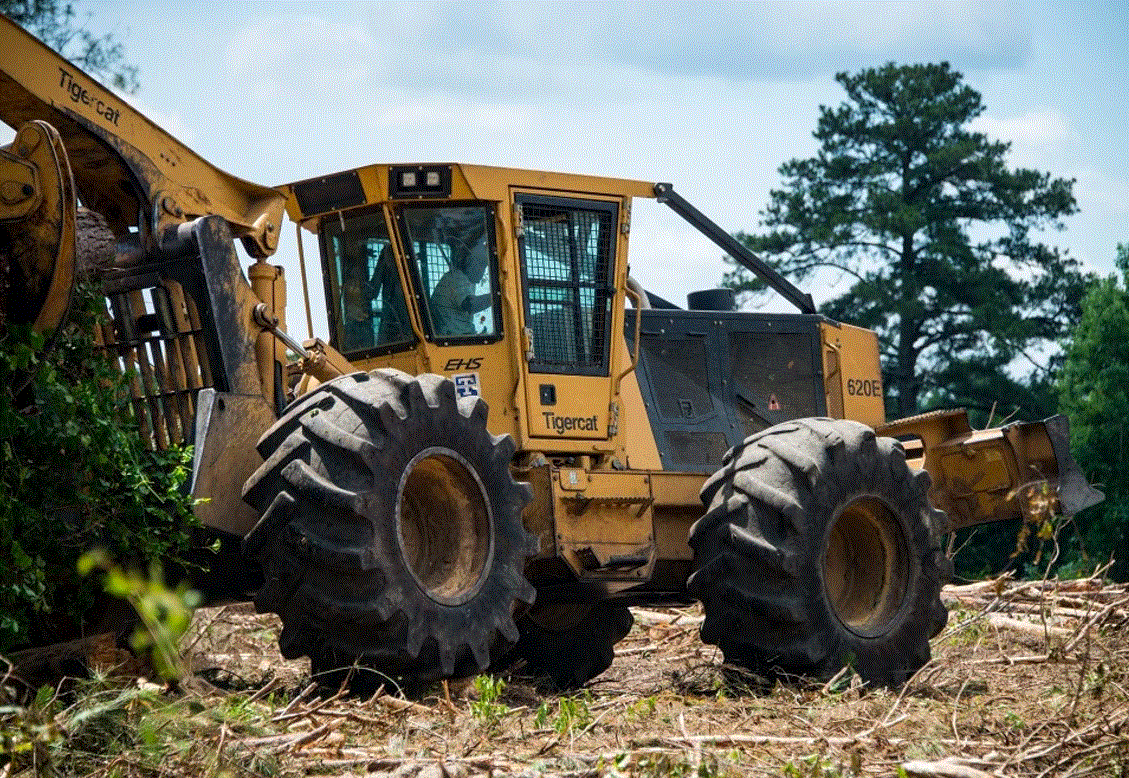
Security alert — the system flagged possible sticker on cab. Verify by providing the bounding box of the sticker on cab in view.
[453,372,481,399]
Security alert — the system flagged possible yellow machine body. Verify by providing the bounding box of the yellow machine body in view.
[280,162,1099,594]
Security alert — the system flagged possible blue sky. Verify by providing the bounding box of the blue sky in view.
[28,1,1129,332]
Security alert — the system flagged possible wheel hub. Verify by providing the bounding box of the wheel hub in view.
[396,447,494,606]
[822,496,911,637]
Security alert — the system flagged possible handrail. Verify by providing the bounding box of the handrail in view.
[614,285,644,398]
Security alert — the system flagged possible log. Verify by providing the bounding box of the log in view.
[901,759,992,778]
[3,631,147,688]
[987,614,1071,639]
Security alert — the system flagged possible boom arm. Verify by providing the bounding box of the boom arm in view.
[654,182,816,313]
[0,15,285,258]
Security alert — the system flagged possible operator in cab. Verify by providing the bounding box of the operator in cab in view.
[431,238,491,336]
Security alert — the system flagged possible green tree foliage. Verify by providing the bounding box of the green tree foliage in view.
[725,62,1088,420]
[0,0,138,92]
[0,285,198,651]
[1057,245,1129,580]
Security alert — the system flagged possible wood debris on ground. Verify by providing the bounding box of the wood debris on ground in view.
[3,575,1128,777]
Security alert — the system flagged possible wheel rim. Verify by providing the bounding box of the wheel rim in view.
[822,496,911,637]
[396,447,494,606]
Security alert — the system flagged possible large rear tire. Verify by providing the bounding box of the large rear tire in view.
[687,418,950,687]
[242,370,537,685]
[510,603,634,689]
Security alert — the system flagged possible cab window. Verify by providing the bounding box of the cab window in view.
[321,210,412,353]
[399,204,500,342]
[516,195,617,375]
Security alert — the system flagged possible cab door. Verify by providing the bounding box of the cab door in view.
[514,193,623,441]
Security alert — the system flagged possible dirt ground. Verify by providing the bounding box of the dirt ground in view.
[160,577,1128,778]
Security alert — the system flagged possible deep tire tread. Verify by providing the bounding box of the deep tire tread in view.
[299,411,380,465]
[242,369,535,686]
[281,460,361,509]
[688,417,950,687]
[724,525,797,576]
[732,479,805,525]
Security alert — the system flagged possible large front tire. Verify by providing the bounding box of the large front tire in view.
[687,418,950,687]
[242,370,537,684]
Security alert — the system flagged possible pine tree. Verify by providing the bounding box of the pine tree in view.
[727,62,1088,419]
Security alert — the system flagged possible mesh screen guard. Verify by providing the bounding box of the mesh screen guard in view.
[518,195,617,376]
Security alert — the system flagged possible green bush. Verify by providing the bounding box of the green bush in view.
[0,283,199,651]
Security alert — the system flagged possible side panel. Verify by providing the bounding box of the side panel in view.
[820,320,886,427]
[627,309,826,472]
[613,367,663,471]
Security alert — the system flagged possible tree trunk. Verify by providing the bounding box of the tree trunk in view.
[896,347,919,418]
[896,236,920,418]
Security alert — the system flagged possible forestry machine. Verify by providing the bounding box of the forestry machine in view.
[0,16,1102,688]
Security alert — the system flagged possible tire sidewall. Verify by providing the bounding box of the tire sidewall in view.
[808,438,937,682]
[359,377,527,631]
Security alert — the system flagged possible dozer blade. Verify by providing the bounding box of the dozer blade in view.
[879,409,1103,531]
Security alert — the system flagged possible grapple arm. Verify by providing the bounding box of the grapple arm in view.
[1,15,285,259]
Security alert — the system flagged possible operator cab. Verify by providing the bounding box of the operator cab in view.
[320,203,502,357]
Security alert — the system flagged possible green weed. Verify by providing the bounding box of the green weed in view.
[469,674,508,731]
[534,691,593,736]
[626,695,658,720]
[78,551,201,682]
[781,754,856,777]
[616,751,736,777]
[1,672,287,777]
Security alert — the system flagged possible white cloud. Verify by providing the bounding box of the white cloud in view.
[497,1,1030,78]
[230,0,1033,106]
[757,1,1029,63]
[969,110,1070,147]
[373,100,529,132]
[1074,169,1129,218]
[225,15,380,91]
